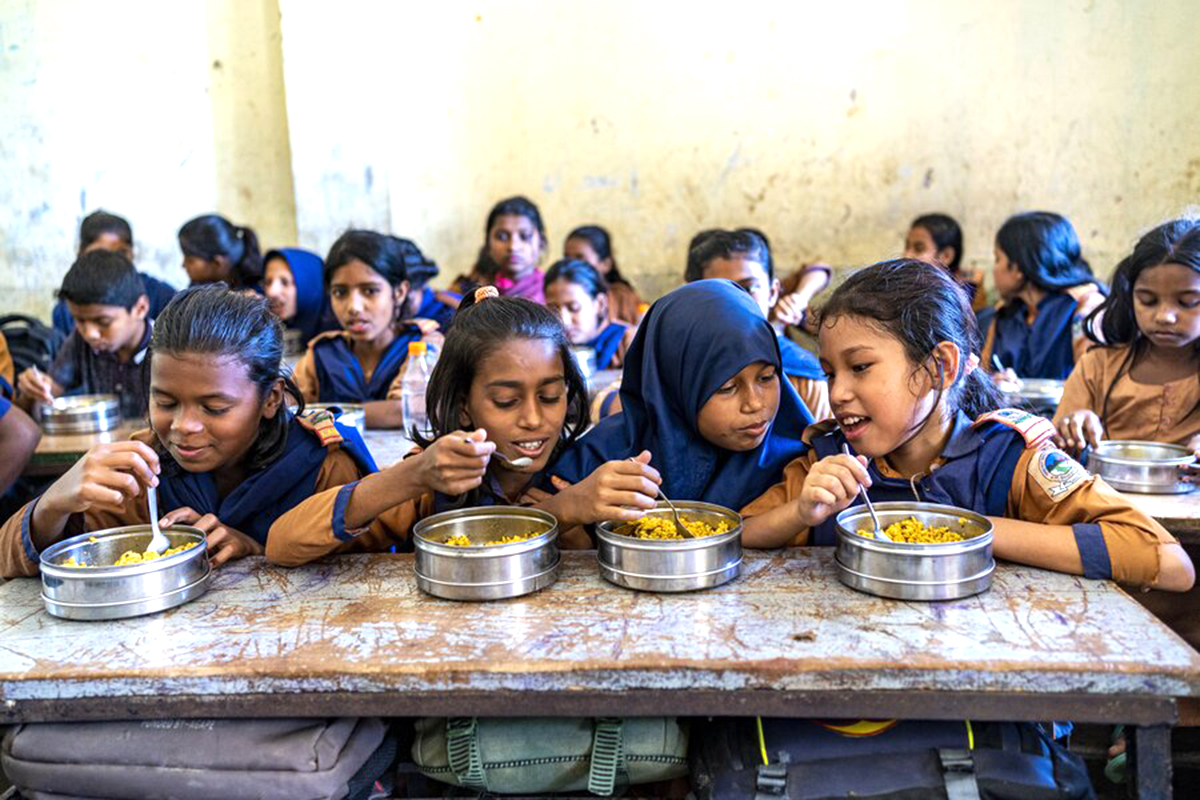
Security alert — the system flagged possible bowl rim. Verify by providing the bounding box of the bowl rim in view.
[413,506,559,553]
[40,524,208,575]
[835,501,994,548]
[1089,440,1197,467]
[596,500,743,547]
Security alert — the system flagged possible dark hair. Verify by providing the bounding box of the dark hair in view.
[1088,218,1200,347]
[151,283,302,470]
[79,210,133,254]
[324,230,411,288]
[819,259,1003,422]
[995,211,1094,292]
[543,258,609,298]
[911,213,963,273]
[471,196,547,277]
[566,225,630,286]
[394,237,439,291]
[685,228,772,282]
[417,293,588,453]
[58,250,146,310]
[178,214,263,289]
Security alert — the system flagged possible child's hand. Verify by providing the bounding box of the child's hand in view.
[1057,409,1103,454]
[548,449,661,525]
[161,507,263,567]
[416,428,496,495]
[771,293,807,328]
[798,453,870,528]
[16,367,55,406]
[990,368,1021,391]
[42,441,160,517]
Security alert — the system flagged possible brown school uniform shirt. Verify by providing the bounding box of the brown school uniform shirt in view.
[980,283,1106,369]
[741,422,1178,589]
[293,331,406,403]
[0,332,13,388]
[0,422,376,578]
[1053,345,1200,451]
[607,281,644,326]
[789,375,832,423]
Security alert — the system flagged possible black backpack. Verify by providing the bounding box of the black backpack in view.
[689,718,1095,800]
[0,314,63,376]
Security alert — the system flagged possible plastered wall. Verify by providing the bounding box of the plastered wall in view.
[2,0,1198,318]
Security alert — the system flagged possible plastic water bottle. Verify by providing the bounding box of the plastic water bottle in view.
[400,341,431,438]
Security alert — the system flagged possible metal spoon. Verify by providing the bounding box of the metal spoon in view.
[841,443,888,541]
[494,452,533,469]
[627,457,694,538]
[146,485,169,554]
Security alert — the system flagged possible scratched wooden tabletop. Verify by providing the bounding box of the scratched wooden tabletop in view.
[1,551,1198,707]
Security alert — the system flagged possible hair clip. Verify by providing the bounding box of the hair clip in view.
[474,286,500,303]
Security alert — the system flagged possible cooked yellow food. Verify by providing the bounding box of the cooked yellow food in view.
[625,515,732,540]
[442,532,539,547]
[858,517,980,544]
[61,541,200,568]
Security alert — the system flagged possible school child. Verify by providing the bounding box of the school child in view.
[0,332,40,509]
[293,231,438,430]
[980,211,1106,381]
[17,251,153,419]
[0,284,377,578]
[564,224,643,324]
[741,260,1194,594]
[685,229,832,421]
[452,196,548,303]
[1054,219,1200,465]
[398,237,461,331]
[734,226,832,335]
[903,212,987,312]
[267,288,661,565]
[543,259,636,370]
[52,210,177,336]
[178,213,264,291]
[546,280,814,515]
[262,247,336,343]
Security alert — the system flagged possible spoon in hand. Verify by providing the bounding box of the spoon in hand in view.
[626,457,694,538]
[146,485,169,554]
[841,443,888,541]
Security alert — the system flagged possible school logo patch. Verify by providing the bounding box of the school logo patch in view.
[297,410,345,446]
[973,408,1056,449]
[1031,447,1090,501]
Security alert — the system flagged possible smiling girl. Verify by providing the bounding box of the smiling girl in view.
[741,260,1193,593]
[1054,218,1200,464]
[543,259,636,370]
[294,230,438,429]
[0,285,378,577]
[267,288,660,564]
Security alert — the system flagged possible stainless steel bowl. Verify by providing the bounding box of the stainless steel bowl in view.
[305,403,366,436]
[39,525,211,620]
[834,502,994,601]
[413,507,559,601]
[36,394,121,434]
[570,346,597,381]
[1001,378,1065,416]
[595,501,743,593]
[1087,440,1196,495]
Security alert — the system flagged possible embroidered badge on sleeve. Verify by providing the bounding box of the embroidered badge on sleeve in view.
[1030,447,1091,501]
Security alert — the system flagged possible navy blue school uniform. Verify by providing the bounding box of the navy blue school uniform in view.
[294,326,424,404]
[587,321,632,370]
[413,288,461,332]
[52,272,176,337]
[980,284,1105,379]
[549,279,813,510]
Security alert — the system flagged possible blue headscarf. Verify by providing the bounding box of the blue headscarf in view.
[548,280,813,509]
[777,334,826,381]
[156,415,376,545]
[266,248,329,342]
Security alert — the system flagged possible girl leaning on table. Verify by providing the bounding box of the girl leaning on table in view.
[741,259,1194,593]
[0,284,380,578]
[265,286,665,566]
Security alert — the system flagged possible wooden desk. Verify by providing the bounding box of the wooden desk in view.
[0,551,1195,795]
[361,429,414,469]
[24,422,144,478]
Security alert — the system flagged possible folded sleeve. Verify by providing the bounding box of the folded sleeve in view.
[739,450,820,546]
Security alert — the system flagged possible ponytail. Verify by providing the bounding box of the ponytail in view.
[232,226,263,288]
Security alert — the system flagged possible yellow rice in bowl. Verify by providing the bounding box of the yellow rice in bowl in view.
[858,516,980,544]
[442,532,540,547]
[625,515,732,540]
[61,540,201,568]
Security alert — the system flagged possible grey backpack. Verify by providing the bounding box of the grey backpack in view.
[1,717,392,800]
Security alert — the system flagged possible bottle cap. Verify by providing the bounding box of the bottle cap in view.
[408,341,427,355]
[637,303,650,314]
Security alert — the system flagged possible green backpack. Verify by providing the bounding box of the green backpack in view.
[412,716,689,796]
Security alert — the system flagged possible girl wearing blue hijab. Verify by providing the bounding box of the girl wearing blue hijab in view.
[548,279,814,510]
[263,248,336,342]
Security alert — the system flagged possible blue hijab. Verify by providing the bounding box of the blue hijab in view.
[777,334,825,381]
[549,280,813,509]
[267,248,330,342]
[588,321,629,370]
[156,414,376,545]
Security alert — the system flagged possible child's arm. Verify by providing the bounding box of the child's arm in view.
[364,400,404,430]
[1051,350,1104,453]
[741,452,868,548]
[0,403,40,496]
[15,367,62,412]
[998,446,1194,591]
[264,429,494,566]
[0,440,159,577]
[537,450,661,530]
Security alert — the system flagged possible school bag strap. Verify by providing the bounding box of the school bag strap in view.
[938,748,983,800]
[971,408,1056,449]
[587,718,627,796]
[445,717,486,789]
